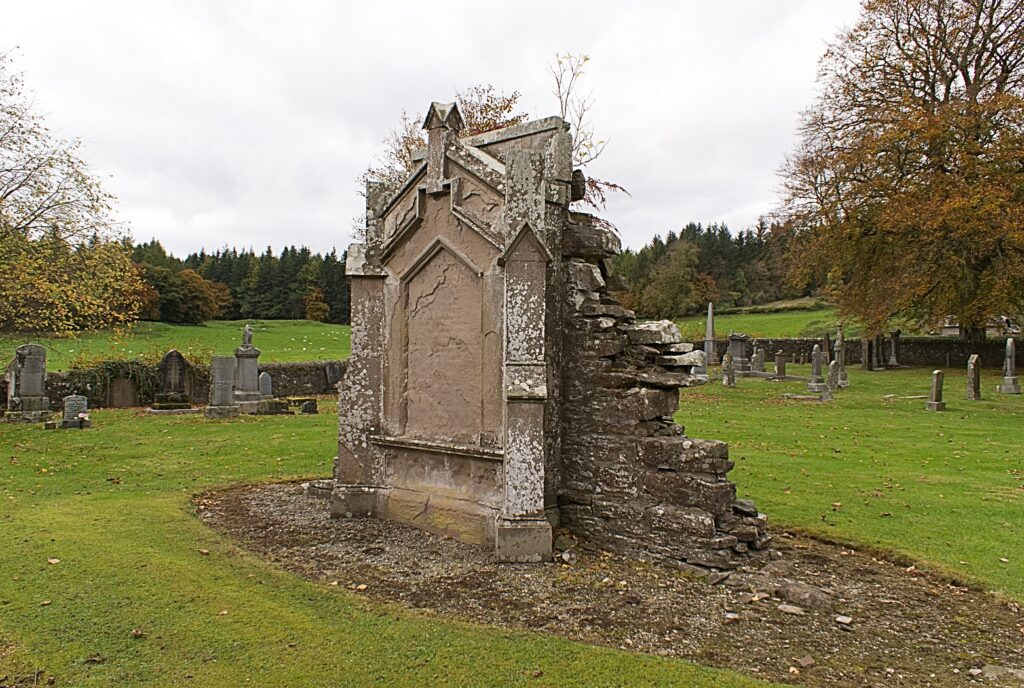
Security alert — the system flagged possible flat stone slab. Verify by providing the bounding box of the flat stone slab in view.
[146,407,202,415]
[623,321,683,345]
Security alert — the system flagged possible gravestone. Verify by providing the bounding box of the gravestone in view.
[807,344,826,393]
[60,394,91,429]
[258,372,273,399]
[967,354,981,401]
[234,325,262,413]
[205,356,240,418]
[835,325,848,387]
[3,344,51,422]
[751,347,765,373]
[774,350,786,379]
[821,361,839,402]
[152,350,192,410]
[299,399,318,414]
[727,333,750,375]
[695,302,714,379]
[861,338,872,371]
[821,332,831,362]
[925,370,946,411]
[874,334,885,370]
[997,338,1020,394]
[888,330,901,367]
[722,352,736,388]
[333,103,768,566]
[106,377,139,408]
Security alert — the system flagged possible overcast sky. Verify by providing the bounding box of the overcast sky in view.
[4,1,862,256]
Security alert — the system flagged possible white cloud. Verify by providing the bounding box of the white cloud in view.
[2,0,861,254]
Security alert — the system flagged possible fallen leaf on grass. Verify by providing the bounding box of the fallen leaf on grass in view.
[47,558,60,565]
[198,549,210,556]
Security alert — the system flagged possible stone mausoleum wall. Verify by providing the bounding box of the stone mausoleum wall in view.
[558,215,770,569]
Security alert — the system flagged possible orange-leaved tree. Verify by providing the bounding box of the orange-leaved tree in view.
[777,0,1024,341]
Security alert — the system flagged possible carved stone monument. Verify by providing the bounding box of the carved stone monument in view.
[807,344,826,393]
[151,350,193,411]
[835,324,849,387]
[4,344,51,422]
[967,354,981,401]
[774,350,786,379]
[925,370,946,411]
[695,302,715,380]
[234,326,262,413]
[997,338,1020,394]
[888,330,901,367]
[722,352,736,388]
[727,333,750,375]
[205,356,240,418]
[60,394,91,429]
[332,103,768,567]
[750,347,765,374]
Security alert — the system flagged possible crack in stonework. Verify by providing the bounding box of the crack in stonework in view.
[409,263,453,316]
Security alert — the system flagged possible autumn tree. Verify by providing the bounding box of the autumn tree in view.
[0,51,142,333]
[778,0,1024,341]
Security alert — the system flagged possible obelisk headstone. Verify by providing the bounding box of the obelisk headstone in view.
[997,338,1021,394]
[835,325,848,387]
[696,302,715,380]
[925,370,946,411]
[966,354,981,401]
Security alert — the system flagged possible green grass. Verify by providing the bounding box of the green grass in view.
[679,366,1024,599]
[0,320,350,371]
[0,404,771,687]
[1,367,1020,686]
[675,307,841,340]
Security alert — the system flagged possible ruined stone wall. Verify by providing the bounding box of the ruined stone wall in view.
[558,215,769,570]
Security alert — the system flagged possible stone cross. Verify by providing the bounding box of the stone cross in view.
[722,352,736,388]
[966,354,981,401]
[774,350,786,379]
[807,344,826,392]
[60,394,90,429]
[998,338,1021,394]
[258,372,273,399]
[925,370,946,411]
[835,325,848,387]
[205,356,240,418]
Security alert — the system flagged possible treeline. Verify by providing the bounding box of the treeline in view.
[132,241,350,324]
[612,221,808,318]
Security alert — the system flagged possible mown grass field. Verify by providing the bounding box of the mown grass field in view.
[681,365,1023,599]
[0,404,769,688]
[0,367,1020,686]
[0,320,351,371]
[675,307,841,340]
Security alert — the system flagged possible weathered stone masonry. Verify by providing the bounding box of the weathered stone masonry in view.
[332,103,768,567]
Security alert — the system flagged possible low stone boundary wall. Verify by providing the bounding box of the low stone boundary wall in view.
[22,359,347,410]
[693,337,1017,369]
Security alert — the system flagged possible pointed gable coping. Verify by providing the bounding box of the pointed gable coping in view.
[499,223,552,266]
[399,236,484,284]
[460,115,567,148]
[422,101,464,132]
[374,162,427,222]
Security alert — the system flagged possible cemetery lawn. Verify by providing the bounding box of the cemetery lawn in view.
[680,366,1024,601]
[0,404,770,688]
[0,320,350,371]
[675,306,840,340]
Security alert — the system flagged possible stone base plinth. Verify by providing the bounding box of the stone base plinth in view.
[147,407,200,415]
[925,401,946,411]
[204,405,240,419]
[150,402,193,411]
[807,380,826,393]
[59,419,92,429]
[998,377,1021,394]
[234,391,261,415]
[495,517,552,563]
[255,399,291,415]
[3,410,53,423]
[331,485,379,518]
